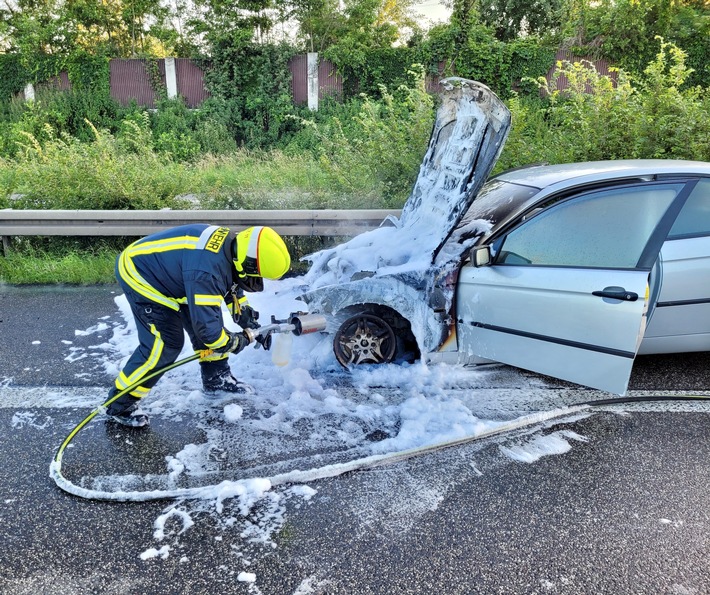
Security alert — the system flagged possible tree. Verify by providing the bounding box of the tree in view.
[1,0,178,61]
[475,0,566,41]
[191,0,277,48]
[1,0,69,56]
[284,0,345,52]
[563,0,710,86]
[320,0,418,75]
[451,0,476,46]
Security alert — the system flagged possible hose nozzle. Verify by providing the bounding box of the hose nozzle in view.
[288,312,327,335]
[245,312,326,344]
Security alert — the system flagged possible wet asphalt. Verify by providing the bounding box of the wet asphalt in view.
[0,285,709,594]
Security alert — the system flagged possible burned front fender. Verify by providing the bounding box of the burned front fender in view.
[299,275,448,355]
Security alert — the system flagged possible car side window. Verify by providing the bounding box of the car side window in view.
[668,178,710,239]
[494,183,684,268]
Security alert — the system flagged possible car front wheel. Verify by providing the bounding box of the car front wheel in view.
[333,313,397,367]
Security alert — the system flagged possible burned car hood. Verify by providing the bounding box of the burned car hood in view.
[304,78,511,291]
[300,78,511,352]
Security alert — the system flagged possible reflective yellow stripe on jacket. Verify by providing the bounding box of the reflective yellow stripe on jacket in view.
[194,294,223,307]
[118,234,199,311]
[193,293,229,350]
[206,328,229,351]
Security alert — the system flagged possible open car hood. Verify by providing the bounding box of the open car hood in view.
[303,78,511,292]
[400,78,511,259]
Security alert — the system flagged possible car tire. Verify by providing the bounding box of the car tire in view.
[333,313,397,367]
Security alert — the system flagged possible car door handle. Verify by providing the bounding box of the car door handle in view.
[592,287,638,301]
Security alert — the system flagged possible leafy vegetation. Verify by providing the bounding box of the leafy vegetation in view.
[497,40,710,167]
[1,0,709,283]
[0,242,118,284]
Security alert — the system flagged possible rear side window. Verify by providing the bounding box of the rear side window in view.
[494,183,684,268]
[668,178,710,239]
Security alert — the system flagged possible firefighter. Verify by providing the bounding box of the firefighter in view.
[105,224,291,427]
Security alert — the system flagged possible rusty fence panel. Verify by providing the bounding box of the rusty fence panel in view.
[110,59,166,108]
[24,53,617,108]
[289,54,309,105]
[317,59,342,100]
[175,58,211,107]
[544,50,618,94]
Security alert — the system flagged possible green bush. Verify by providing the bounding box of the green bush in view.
[0,55,27,103]
[632,40,710,160]
[0,87,126,158]
[5,121,193,210]
[502,41,710,168]
[536,60,638,161]
[192,119,238,156]
[494,95,574,172]
[204,39,297,149]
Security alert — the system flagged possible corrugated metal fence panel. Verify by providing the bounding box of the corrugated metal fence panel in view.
[545,50,618,93]
[318,59,342,99]
[175,59,210,107]
[289,57,343,104]
[289,54,309,105]
[110,59,166,108]
[425,62,448,93]
[39,72,71,92]
[26,53,620,109]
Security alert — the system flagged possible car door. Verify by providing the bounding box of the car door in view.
[640,178,710,354]
[456,180,696,394]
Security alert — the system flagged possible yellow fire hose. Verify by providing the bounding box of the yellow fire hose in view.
[50,350,212,492]
[49,312,329,500]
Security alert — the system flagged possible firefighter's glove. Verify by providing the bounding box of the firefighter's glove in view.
[218,330,251,354]
[236,305,260,330]
[255,330,273,351]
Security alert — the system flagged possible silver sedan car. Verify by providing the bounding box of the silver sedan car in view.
[300,78,710,395]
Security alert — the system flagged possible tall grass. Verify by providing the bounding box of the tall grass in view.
[6,119,195,210]
[0,244,118,284]
[0,89,434,212]
[194,152,341,210]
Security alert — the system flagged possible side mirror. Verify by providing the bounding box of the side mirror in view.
[473,246,491,267]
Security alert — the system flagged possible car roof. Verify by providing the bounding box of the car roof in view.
[494,159,710,189]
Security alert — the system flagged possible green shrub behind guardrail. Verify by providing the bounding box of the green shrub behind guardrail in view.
[3,120,194,210]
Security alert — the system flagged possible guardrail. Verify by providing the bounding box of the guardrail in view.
[0,208,400,244]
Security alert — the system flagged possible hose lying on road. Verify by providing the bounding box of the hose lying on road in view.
[49,384,710,503]
[50,350,209,500]
[50,315,332,501]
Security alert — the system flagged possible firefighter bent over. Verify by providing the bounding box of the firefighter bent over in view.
[105,224,291,427]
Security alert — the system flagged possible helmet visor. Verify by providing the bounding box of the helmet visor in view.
[235,274,264,293]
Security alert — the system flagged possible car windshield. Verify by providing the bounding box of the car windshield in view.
[455,179,540,232]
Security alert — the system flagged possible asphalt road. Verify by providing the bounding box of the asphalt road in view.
[1,284,710,594]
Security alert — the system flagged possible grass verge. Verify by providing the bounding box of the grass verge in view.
[0,246,118,284]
